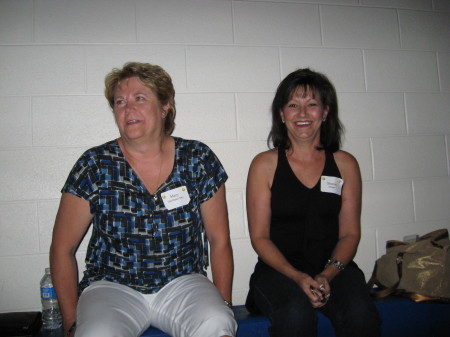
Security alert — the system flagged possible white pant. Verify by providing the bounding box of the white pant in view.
[75,274,236,337]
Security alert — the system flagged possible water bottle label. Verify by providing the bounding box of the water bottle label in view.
[41,287,57,299]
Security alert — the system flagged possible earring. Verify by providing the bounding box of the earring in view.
[282,119,285,124]
[322,117,326,122]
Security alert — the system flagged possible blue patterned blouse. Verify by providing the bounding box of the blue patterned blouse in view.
[62,137,228,294]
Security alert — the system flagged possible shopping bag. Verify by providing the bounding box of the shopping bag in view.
[367,228,450,302]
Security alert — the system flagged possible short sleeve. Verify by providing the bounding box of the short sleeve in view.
[196,143,228,204]
[61,150,98,204]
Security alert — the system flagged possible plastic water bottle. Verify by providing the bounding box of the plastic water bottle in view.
[40,267,62,329]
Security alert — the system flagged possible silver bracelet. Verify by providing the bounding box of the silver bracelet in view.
[326,258,345,271]
[224,300,232,308]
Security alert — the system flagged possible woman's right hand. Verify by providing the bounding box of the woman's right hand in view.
[63,322,76,337]
[292,271,327,308]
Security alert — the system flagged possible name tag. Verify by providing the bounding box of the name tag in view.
[161,186,191,210]
[320,176,343,195]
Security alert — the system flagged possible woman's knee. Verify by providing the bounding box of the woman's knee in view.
[269,302,316,337]
[190,306,237,337]
[75,320,138,337]
[76,281,149,337]
[333,302,381,337]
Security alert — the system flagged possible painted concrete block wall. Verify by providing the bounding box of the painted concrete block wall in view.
[0,0,448,312]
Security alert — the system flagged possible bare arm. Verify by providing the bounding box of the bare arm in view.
[316,151,362,284]
[50,193,93,334]
[201,184,234,304]
[247,152,324,306]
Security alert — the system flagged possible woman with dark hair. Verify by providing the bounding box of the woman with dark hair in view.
[50,62,236,337]
[245,68,381,337]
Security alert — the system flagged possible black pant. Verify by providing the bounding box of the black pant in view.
[247,263,381,337]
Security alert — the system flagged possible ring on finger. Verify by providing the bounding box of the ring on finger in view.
[320,292,330,304]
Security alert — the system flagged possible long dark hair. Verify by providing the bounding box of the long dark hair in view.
[268,68,343,152]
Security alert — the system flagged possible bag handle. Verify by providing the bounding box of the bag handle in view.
[420,228,448,241]
[367,252,404,299]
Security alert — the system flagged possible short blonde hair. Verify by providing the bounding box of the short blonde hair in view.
[104,62,176,135]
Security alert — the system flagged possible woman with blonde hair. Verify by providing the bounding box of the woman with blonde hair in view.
[50,62,236,337]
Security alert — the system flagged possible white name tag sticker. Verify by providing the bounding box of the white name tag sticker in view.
[320,176,344,195]
[161,186,191,210]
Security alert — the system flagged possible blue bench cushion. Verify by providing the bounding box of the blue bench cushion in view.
[140,296,450,337]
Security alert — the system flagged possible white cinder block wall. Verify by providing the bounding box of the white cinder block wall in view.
[0,0,449,312]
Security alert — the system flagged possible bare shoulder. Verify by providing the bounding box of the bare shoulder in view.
[248,148,278,185]
[333,150,358,165]
[250,148,278,172]
[332,150,361,179]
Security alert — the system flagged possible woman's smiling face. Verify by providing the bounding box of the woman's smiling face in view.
[280,86,329,145]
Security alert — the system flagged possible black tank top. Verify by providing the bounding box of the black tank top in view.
[268,148,342,276]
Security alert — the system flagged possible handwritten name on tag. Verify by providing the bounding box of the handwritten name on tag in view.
[320,176,343,195]
[161,186,191,210]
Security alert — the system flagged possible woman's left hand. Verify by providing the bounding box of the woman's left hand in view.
[311,274,331,307]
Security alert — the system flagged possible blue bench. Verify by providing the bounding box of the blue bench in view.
[140,296,450,337]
